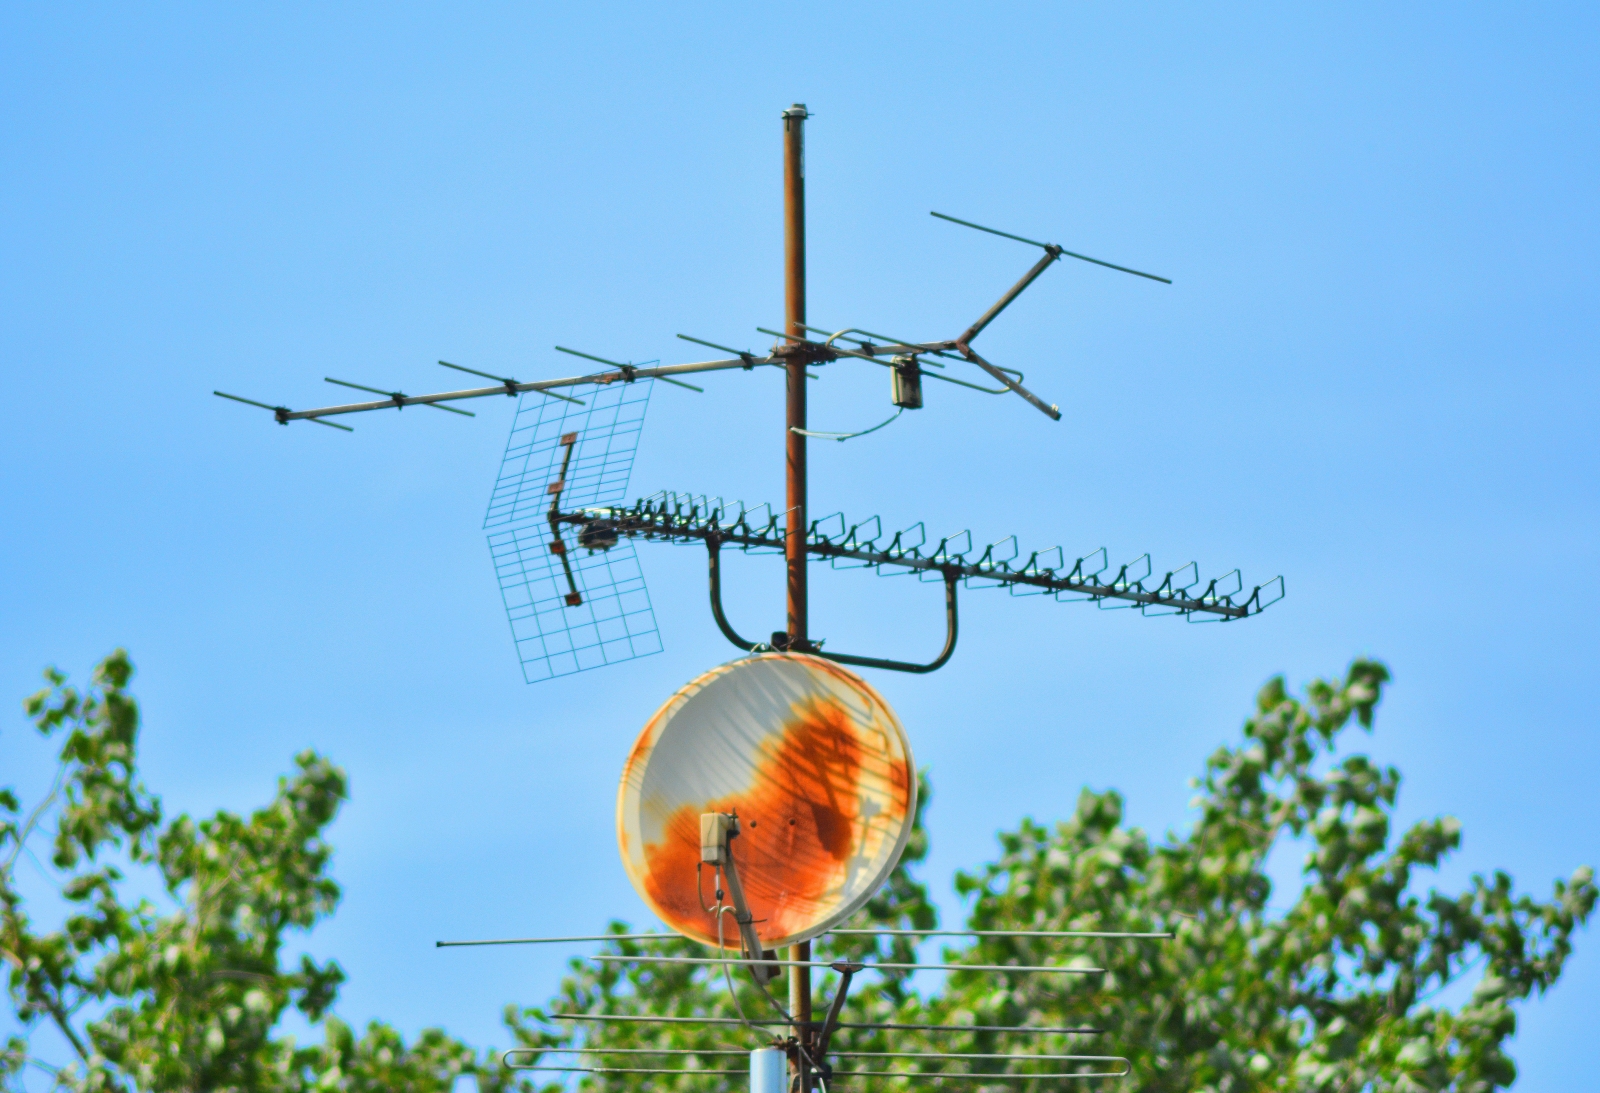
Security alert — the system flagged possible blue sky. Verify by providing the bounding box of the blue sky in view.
[2,3,1596,1088]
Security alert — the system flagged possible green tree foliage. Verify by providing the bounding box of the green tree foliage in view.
[504,659,1593,1093]
[5,653,1592,1093]
[0,652,524,1093]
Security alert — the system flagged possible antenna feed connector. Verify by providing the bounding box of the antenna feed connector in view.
[891,355,923,410]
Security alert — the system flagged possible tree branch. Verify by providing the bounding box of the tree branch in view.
[2,760,70,873]
[40,990,90,1066]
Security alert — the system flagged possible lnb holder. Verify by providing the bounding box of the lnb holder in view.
[699,811,778,985]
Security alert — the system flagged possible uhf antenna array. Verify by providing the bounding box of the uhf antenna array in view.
[438,815,1171,1087]
[572,490,1279,675]
[467,929,1158,1086]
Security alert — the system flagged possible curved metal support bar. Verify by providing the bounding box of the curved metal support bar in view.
[707,543,960,673]
[816,569,959,675]
[707,538,759,652]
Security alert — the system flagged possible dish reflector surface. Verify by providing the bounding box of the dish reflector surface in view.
[618,654,916,948]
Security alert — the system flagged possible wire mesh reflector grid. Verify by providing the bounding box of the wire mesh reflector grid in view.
[485,381,662,682]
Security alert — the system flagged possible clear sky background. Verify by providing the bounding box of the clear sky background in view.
[2,3,1596,1089]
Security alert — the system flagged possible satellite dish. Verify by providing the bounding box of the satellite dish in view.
[618,653,916,948]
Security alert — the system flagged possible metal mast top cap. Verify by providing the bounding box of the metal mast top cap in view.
[783,103,809,119]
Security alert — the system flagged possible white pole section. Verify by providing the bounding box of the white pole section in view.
[750,1047,786,1093]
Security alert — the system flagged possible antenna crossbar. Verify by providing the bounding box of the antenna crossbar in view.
[588,954,1105,975]
[833,1067,1130,1082]
[218,355,779,425]
[435,934,671,947]
[831,928,1175,939]
[543,1014,1103,1035]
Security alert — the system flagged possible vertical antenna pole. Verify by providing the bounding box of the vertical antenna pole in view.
[784,103,809,648]
[781,101,814,1093]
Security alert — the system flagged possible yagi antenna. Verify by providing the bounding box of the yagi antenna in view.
[214,102,1282,686]
[465,929,1147,1085]
[213,210,1166,430]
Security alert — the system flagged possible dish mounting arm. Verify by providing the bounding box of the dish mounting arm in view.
[700,812,776,986]
[708,537,959,673]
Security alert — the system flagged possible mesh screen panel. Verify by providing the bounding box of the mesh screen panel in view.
[485,381,661,682]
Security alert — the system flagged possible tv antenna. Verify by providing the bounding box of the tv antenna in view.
[216,104,1281,683]
[217,105,1283,1086]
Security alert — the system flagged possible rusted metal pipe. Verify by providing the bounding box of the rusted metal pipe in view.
[782,101,813,1092]
[784,103,809,650]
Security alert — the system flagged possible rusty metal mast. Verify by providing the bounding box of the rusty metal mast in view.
[781,99,816,1093]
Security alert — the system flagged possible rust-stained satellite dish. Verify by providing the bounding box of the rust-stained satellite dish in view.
[618,653,916,948]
